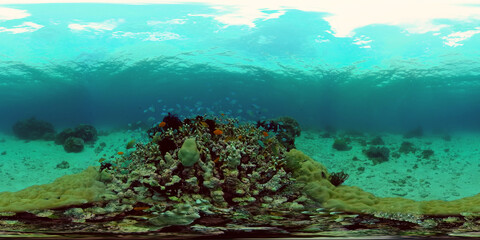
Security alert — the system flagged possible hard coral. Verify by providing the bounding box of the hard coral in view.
[100,115,310,228]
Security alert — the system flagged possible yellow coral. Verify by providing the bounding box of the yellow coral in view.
[0,167,106,212]
[285,149,480,215]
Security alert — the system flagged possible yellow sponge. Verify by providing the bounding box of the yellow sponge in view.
[0,166,106,212]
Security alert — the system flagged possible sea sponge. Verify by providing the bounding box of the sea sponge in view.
[0,167,106,212]
[178,138,200,167]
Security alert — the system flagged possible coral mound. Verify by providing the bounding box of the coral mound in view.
[0,167,105,212]
[12,117,55,140]
[103,115,307,213]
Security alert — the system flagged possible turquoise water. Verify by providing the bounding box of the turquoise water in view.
[1,3,480,132]
[1,2,480,237]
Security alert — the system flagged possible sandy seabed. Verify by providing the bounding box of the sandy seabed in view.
[0,128,479,202]
[296,130,480,201]
[0,130,143,193]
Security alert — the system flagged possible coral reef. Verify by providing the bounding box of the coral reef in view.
[12,117,55,140]
[256,116,301,150]
[1,115,480,237]
[15,114,332,234]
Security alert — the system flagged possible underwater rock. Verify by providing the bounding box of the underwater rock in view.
[64,137,85,153]
[56,124,98,145]
[332,138,352,151]
[74,124,98,143]
[363,146,390,164]
[12,117,55,140]
[55,128,75,145]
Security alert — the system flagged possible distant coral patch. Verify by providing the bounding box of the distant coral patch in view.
[12,117,55,140]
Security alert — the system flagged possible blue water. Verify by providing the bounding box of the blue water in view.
[1,3,480,133]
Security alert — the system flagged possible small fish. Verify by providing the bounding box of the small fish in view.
[262,131,269,137]
[159,122,166,127]
[98,157,106,163]
[213,129,223,135]
[117,151,124,155]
